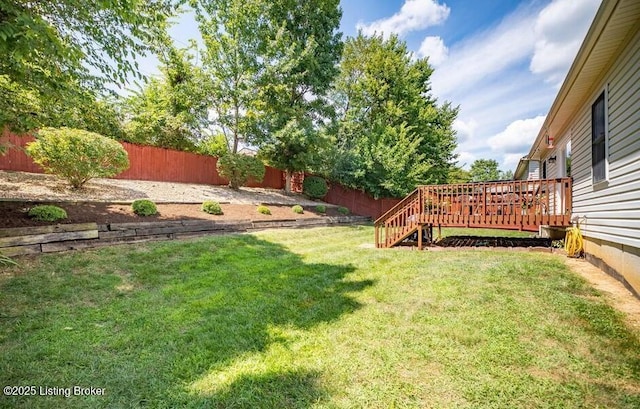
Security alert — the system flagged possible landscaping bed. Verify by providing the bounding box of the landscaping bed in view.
[0,201,344,228]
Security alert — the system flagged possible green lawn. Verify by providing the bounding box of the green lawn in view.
[1,226,638,408]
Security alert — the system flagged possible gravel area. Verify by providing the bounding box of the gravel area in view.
[0,170,323,206]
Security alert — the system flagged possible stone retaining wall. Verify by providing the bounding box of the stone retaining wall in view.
[0,216,369,256]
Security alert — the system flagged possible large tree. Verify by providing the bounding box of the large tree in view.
[0,1,173,134]
[254,0,343,192]
[122,44,210,150]
[328,34,458,198]
[469,159,501,182]
[192,0,265,154]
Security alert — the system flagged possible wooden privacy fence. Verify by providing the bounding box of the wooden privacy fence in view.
[0,132,285,189]
[375,178,573,248]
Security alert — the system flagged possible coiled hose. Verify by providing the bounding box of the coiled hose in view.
[565,225,584,257]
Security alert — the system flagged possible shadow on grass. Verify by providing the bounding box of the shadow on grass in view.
[0,234,371,408]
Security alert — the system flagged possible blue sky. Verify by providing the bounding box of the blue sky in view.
[138,0,602,172]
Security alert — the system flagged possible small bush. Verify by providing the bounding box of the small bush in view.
[132,199,157,216]
[315,205,326,213]
[217,153,265,190]
[28,205,67,222]
[202,201,223,215]
[292,205,304,214]
[338,206,350,215]
[303,176,328,199]
[26,127,129,189]
[257,205,271,215]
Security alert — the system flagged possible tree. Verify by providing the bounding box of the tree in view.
[328,34,458,198]
[193,0,265,154]
[0,1,173,133]
[500,169,514,180]
[253,0,343,192]
[469,159,501,182]
[122,45,211,151]
[449,166,472,184]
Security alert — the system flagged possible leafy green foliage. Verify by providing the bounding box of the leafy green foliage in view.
[202,201,223,215]
[469,159,501,182]
[193,0,265,153]
[132,200,158,216]
[315,205,327,214]
[0,1,172,133]
[197,134,229,157]
[337,206,350,215]
[26,128,130,189]
[302,176,329,199]
[448,166,472,184]
[253,0,343,192]
[27,205,68,222]
[292,205,304,214]
[122,45,210,151]
[193,0,342,191]
[328,34,458,198]
[217,153,265,190]
[257,205,271,215]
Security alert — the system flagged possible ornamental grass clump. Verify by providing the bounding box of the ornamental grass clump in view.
[315,205,326,214]
[338,206,350,215]
[202,201,223,215]
[257,205,271,215]
[26,127,129,189]
[28,205,67,222]
[132,199,157,216]
[292,205,304,214]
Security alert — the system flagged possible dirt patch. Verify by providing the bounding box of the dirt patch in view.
[565,258,640,331]
[0,201,345,229]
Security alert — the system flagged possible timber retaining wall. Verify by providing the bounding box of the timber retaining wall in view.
[0,216,369,257]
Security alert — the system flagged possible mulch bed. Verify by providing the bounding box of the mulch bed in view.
[0,201,344,229]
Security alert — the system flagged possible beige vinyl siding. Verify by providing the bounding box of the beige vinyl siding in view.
[571,27,640,249]
[528,161,540,180]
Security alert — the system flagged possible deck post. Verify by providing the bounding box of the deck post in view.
[417,224,423,250]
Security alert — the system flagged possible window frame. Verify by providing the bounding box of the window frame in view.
[591,88,609,186]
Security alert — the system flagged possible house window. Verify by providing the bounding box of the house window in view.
[591,91,607,183]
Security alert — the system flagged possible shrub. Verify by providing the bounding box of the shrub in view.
[217,153,265,190]
[202,201,223,215]
[315,205,326,213]
[132,199,157,216]
[26,127,129,189]
[303,176,328,199]
[257,205,271,215]
[292,205,304,214]
[28,205,67,222]
[338,206,350,215]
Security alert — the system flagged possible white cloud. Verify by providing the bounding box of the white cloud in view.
[488,115,546,154]
[418,36,448,66]
[357,0,450,38]
[453,118,477,143]
[502,153,527,171]
[430,7,537,97]
[530,0,601,85]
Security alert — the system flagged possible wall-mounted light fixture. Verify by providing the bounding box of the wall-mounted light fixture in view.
[548,155,557,164]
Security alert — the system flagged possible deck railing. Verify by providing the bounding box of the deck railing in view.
[375,178,572,248]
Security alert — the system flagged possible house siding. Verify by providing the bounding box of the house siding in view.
[567,25,640,293]
[571,26,640,251]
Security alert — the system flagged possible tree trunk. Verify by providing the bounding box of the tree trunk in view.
[284,170,292,194]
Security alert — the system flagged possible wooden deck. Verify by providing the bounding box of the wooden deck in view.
[374,178,572,248]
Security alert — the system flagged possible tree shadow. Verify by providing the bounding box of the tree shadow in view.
[0,233,372,407]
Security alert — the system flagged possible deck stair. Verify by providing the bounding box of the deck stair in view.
[375,178,572,248]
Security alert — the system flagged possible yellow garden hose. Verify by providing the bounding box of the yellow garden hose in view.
[565,225,584,257]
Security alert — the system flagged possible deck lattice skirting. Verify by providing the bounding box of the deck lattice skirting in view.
[0,216,369,256]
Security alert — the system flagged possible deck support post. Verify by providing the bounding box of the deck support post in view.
[417,224,423,250]
[437,224,442,240]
